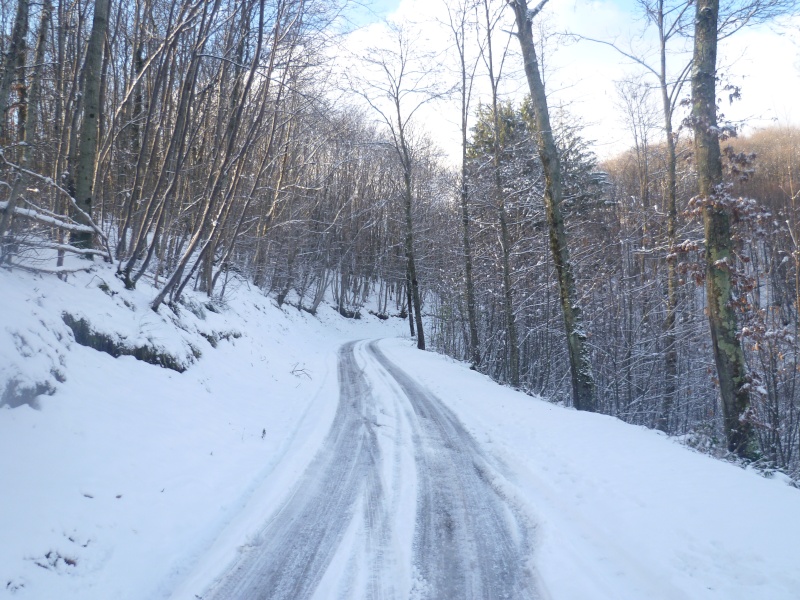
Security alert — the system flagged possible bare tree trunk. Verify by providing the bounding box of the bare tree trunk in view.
[498,196,519,385]
[656,0,683,432]
[659,112,679,431]
[24,0,50,166]
[461,159,481,366]
[482,0,519,385]
[691,0,755,457]
[52,0,71,268]
[0,0,29,145]
[404,166,425,349]
[447,0,481,367]
[510,0,595,410]
[0,0,29,259]
[71,0,110,249]
[406,269,416,337]
[0,0,51,256]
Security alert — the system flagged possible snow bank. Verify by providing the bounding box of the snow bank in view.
[0,265,404,599]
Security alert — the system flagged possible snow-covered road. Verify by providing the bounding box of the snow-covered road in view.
[5,269,800,600]
[204,340,536,600]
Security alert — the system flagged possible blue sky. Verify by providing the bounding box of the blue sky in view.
[342,0,403,29]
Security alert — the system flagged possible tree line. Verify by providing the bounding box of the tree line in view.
[1,0,798,476]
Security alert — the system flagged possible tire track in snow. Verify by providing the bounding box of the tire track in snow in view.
[367,341,535,600]
[205,340,535,599]
[205,341,393,600]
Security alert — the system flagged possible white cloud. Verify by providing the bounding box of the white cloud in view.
[718,18,800,131]
[336,0,800,164]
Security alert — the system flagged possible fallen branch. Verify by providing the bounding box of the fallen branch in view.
[0,201,95,233]
[14,239,109,257]
[0,152,114,262]
[3,258,96,275]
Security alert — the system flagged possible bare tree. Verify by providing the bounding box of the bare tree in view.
[574,0,695,428]
[152,0,269,311]
[0,0,53,255]
[350,22,446,350]
[70,0,111,249]
[444,0,482,367]
[509,0,596,410]
[0,0,29,145]
[576,0,797,432]
[480,0,520,385]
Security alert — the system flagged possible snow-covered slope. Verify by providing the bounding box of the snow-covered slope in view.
[2,265,799,599]
[0,266,404,598]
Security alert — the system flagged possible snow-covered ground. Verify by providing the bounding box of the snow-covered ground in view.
[0,265,403,599]
[1,264,799,599]
[379,340,800,600]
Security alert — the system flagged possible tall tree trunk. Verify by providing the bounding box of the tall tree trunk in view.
[0,0,52,256]
[394,89,425,349]
[449,0,481,367]
[657,0,680,433]
[24,0,51,167]
[460,159,480,367]
[406,268,416,337]
[691,0,755,457]
[0,0,28,145]
[659,122,679,432]
[489,103,519,387]
[72,0,110,249]
[498,195,519,385]
[404,166,425,350]
[482,0,518,384]
[510,0,596,410]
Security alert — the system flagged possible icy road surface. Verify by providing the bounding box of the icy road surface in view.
[204,340,536,599]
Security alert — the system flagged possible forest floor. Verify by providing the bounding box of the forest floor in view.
[1,263,800,600]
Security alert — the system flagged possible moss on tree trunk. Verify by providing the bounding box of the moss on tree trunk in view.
[691,0,756,458]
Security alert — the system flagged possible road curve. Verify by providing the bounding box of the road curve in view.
[203,340,535,599]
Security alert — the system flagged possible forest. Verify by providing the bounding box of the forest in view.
[1,0,799,478]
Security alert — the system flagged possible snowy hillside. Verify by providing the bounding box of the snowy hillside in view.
[1,265,799,600]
